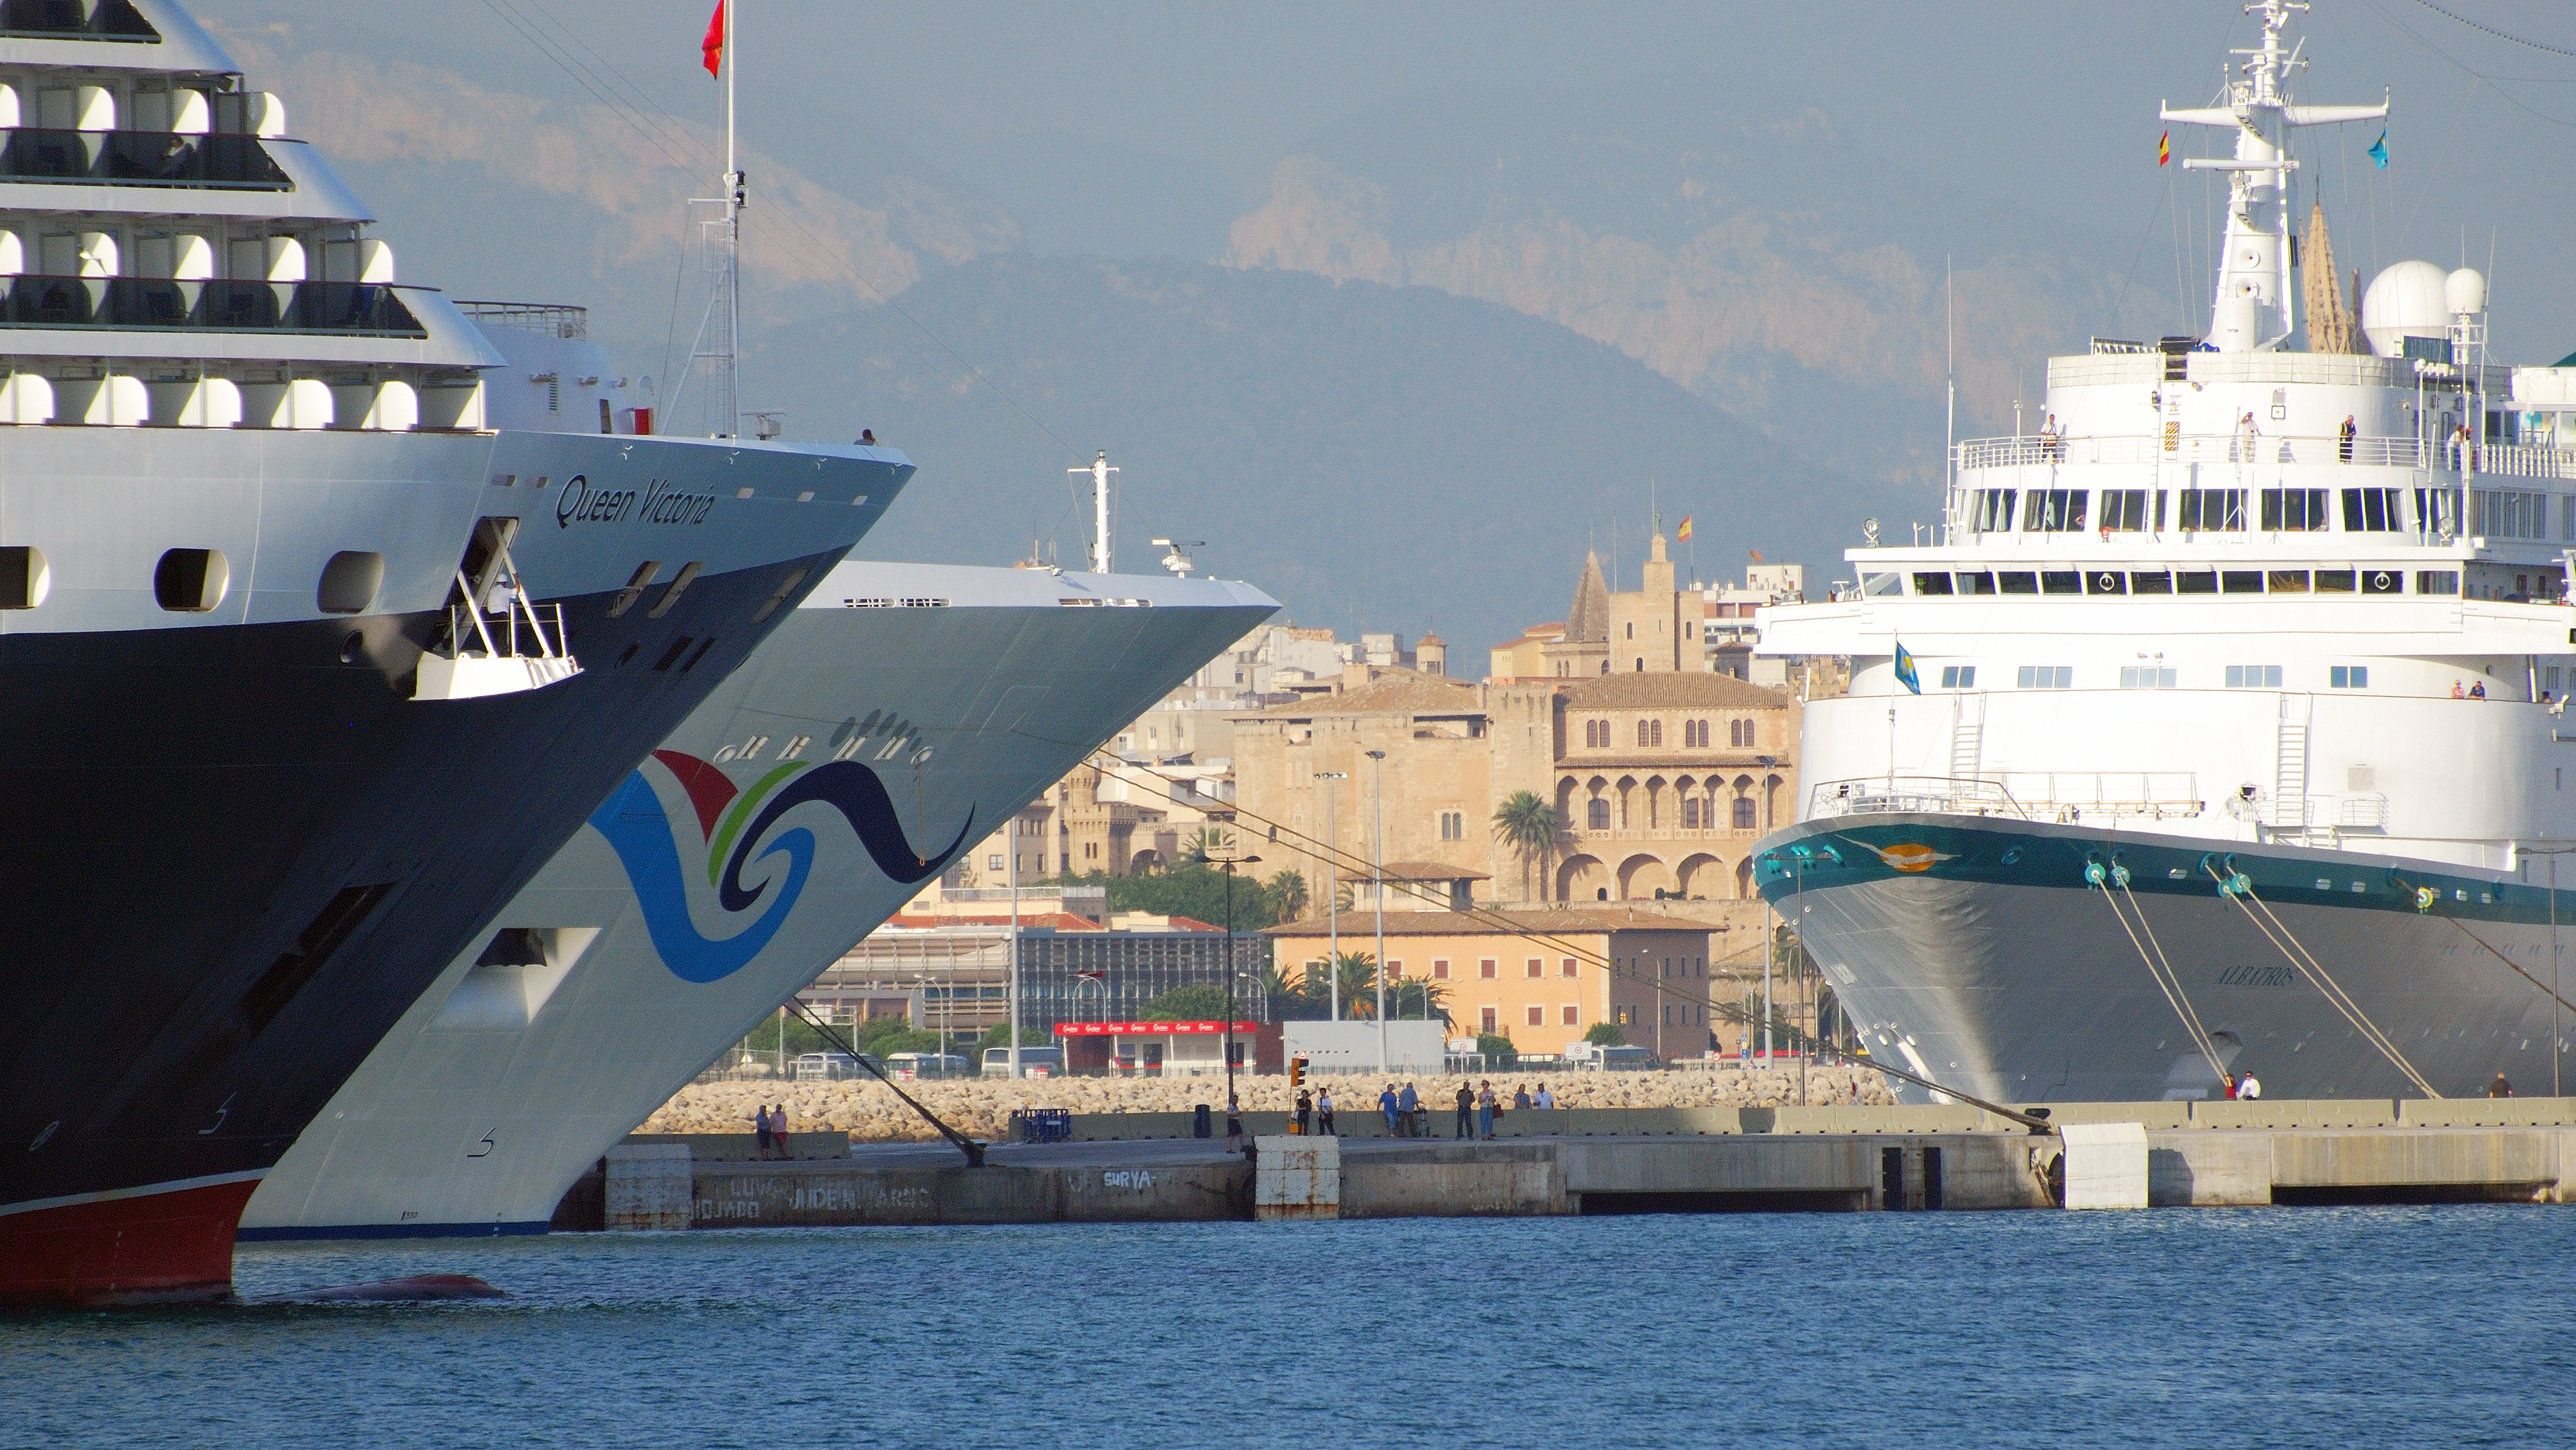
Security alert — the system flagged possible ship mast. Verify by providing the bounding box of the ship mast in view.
[2160,0,2385,353]
[672,0,744,439]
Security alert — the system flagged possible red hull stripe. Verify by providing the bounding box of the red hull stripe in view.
[0,1179,258,1307]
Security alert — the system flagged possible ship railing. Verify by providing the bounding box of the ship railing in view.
[445,596,571,664]
[0,128,290,189]
[0,276,428,338]
[1954,432,2576,478]
[455,300,589,341]
[1808,773,2204,823]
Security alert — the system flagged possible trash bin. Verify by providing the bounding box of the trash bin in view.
[1193,1103,1212,1138]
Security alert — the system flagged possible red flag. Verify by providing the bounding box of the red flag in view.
[2157,130,2170,167]
[702,1,725,78]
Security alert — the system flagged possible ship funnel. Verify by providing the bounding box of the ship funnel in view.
[2361,260,2448,358]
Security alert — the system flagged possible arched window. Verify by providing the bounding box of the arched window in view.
[1733,796,1757,829]
[1682,797,1702,829]
[1588,798,1610,830]
[1634,657,1645,672]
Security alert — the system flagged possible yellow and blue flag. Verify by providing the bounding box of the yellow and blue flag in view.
[2368,131,2388,169]
[1893,641,1921,695]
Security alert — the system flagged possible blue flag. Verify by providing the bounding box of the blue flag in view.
[2367,131,2388,169]
[1893,642,1921,695]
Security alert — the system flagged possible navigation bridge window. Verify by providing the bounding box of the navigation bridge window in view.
[2341,488,2403,532]
[2225,666,2285,688]
[2177,489,2245,532]
[2118,666,2177,689]
[2259,489,2329,532]
[2098,490,2158,532]
[1938,666,1977,688]
[2473,490,2548,541]
[2016,666,2072,690]
[2021,490,2086,532]
[2329,666,2370,689]
[1970,489,2016,532]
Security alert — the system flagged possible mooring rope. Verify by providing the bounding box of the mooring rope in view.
[2204,861,2441,1097]
[2091,864,2231,1085]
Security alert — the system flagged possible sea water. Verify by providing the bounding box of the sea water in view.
[8,1206,2572,1447]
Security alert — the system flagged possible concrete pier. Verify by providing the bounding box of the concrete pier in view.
[560,1099,2576,1230]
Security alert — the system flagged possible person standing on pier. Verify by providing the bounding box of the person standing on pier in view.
[2236,1071,2262,1100]
[2488,1073,2515,1098]
[1455,1083,1475,1138]
[1398,1081,1419,1137]
[1226,1097,1243,1150]
[772,1102,789,1158]
[1477,1082,1498,1140]
[1534,1083,1556,1110]
[1378,1084,1400,1136]
[753,1104,774,1160]
[1296,1088,1314,1134]
[1317,1088,1336,1136]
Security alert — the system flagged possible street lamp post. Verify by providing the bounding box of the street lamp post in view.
[1316,770,1347,1022]
[1367,749,1389,1071]
[1217,854,1263,1116]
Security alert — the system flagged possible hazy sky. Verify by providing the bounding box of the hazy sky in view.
[216,1,2576,328]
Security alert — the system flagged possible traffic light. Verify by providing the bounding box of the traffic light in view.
[1289,1054,1307,1087]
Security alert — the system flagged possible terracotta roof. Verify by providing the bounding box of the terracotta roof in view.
[1561,673,1790,709]
[1265,907,1730,938]
[1239,669,1483,719]
[1369,861,1493,881]
[1417,632,1446,646]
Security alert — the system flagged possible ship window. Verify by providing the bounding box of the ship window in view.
[2260,488,2329,531]
[2016,666,2073,689]
[1997,571,2039,594]
[2099,490,2151,531]
[0,545,48,608]
[2130,570,2173,594]
[2314,570,2356,593]
[2362,569,2402,595]
[2221,571,2264,594]
[2022,489,2087,531]
[2176,570,2218,594]
[2040,571,2081,595]
[1862,572,1901,597]
[1955,571,1995,595]
[2329,666,2370,689]
[2084,570,2126,595]
[1939,665,1977,688]
[153,547,229,612]
[2178,488,2245,531]
[1911,572,1954,595]
[2341,488,2402,532]
[2224,665,2285,688]
[1971,489,2018,532]
[2267,570,2310,593]
[2415,487,2463,538]
[2118,666,2177,689]
[2416,570,2460,595]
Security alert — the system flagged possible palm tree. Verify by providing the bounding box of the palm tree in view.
[1178,825,1234,867]
[1333,950,1381,1018]
[1491,790,1565,904]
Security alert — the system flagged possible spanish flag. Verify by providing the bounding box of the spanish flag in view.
[1677,514,1694,541]
[702,1,726,78]
[2157,130,2170,167]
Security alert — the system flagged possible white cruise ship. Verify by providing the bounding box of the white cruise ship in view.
[0,1,902,1304]
[240,560,1276,1239]
[1754,1,2576,1103]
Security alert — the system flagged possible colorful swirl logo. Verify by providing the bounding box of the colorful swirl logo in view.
[588,748,974,984]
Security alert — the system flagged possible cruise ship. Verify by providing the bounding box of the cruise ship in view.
[240,560,1275,1239]
[1754,1,2576,1104]
[0,1,903,1303]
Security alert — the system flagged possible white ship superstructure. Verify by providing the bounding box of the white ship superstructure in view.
[0,0,902,1304]
[243,561,1277,1239]
[1754,1,2576,1103]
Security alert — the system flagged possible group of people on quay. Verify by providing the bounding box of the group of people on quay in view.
[1284,1081,1564,1140]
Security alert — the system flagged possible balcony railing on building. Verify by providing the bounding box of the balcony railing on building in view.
[0,276,427,338]
[0,129,290,189]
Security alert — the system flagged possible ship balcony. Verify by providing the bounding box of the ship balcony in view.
[0,276,426,338]
[1955,432,2576,481]
[0,129,290,191]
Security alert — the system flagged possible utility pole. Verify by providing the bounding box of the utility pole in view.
[1368,748,1389,1070]
[1008,813,1022,1079]
[1217,854,1263,1113]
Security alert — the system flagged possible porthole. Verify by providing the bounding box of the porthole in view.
[153,548,229,613]
[0,545,49,609]
[338,630,366,665]
[316,550,385,615]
